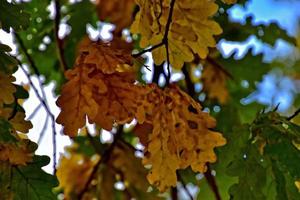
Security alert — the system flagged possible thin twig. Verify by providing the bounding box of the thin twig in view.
[132,0,176,84]
[14,34,58,172]
[14,33,40,76]
[204,165,221,200]
[37,115,49,144]
[182,64,196,98]
[177,172,194,200]
[132,42,164,58]
[78,126,124,199]
[288,107,300,120]
[163,0,176,84]
[18,63,57,173]
[171,186,178,200]
[28,103,42,120]
[54,0,68,72]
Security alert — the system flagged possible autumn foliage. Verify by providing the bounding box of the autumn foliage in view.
[1,0,300,199]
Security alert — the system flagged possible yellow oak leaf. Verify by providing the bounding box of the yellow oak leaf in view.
[9,112,32,133]
[0,72,16,106]
[131,0,222,69]
[139,84,226,191]
[0,139,34,165]
[57,42,148,136]
[0,108,32,133]
[201,62,229,104]
[56,153,100,199]
[96,0,135,33]
[80,42,133,74]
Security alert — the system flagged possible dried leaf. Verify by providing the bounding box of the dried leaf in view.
[57,42,148,136]
[139,84,226,191]
[0,72,16,106]
[131,0,222,69]
[0,139,34,165]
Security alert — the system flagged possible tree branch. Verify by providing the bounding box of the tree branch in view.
[171,186,178,200]
[182,64,196,98]
[288,107,300,120]
[17,62,57,173]
[54,0,68,72]
[78,126,124,199]
[177,172,194,200]
[204,165,221,200]
[132,0,176,84]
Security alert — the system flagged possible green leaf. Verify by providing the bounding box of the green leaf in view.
[9,156,58,200]
[0,118,17,143]
[0,43,18,73]
[0,1,30,32]
[226,147,266,200]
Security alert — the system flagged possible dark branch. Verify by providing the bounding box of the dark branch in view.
[132,42,164,58]
[54,0,68,72]
[171,186,178,200]
[78,126,124,199]
[132,0,176,84]
[182,64,196,98]
[288,107,300,120]
[177,172,194,200]
[204,165,221,200]
[14,32,40,76]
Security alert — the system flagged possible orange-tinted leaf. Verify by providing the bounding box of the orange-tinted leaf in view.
[138,84,226,191]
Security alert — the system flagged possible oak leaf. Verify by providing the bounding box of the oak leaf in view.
[0,139,34,165]
[57,42,148,136]
[139,84,226,191]
[131,0,222,69]
[0,72,16,106]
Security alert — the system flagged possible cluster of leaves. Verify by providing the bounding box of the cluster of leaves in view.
[1,0,300,199]
[0,3,57,197]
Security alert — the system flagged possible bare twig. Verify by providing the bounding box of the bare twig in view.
[177,172,194,200]
[28,103,42,120]
[288,107,300,120]
[78,126,124,199]
[14,33,58,172]
[14,33,40,76]
[132,42,164,58]
[204,165,221,200]
[18,63,57,173]
[54,0,68,72]
[182,64,196,98]
[37,115,49,144]
[171,186,178,200]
